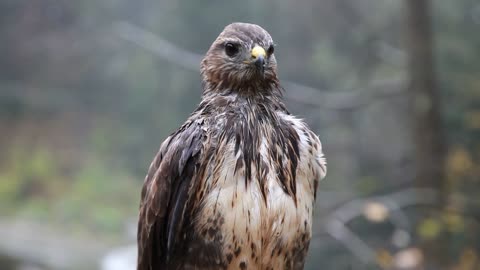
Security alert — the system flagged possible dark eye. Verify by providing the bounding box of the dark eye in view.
[225,42,239,57]
[267,45,275,56]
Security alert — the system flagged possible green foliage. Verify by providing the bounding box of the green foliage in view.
[0,143,138,236]
[0,146,61,212]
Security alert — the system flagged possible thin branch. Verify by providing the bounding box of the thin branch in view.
[321,188,437,267]
[114,21,202,71]
[326,218,381,267]
[331,188,436,223]
[283,78,406,110]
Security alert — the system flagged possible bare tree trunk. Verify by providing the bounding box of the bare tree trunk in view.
[406,0,445,188]
[405,0,448,268]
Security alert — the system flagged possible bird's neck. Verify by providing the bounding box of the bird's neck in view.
[202,80,283,101]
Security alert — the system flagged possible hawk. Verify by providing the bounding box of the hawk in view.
[137,22,327,270]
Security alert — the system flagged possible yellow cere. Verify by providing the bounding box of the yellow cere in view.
[251,45,266,59]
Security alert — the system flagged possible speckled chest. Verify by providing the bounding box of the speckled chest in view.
[184,114,319,270]
[196,172,314,270]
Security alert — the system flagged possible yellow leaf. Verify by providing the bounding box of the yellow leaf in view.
[417,218,442,239]
[442,212,465,233]
[458,248,478,270]
[376,249,393,268]
[447,147,473,176]
[465,111,480,129]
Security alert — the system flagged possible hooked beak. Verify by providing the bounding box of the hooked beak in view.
[251,45,266,74]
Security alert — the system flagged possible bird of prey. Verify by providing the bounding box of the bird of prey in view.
[137,22,327,270]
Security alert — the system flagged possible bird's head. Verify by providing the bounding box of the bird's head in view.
[201,22,279,93]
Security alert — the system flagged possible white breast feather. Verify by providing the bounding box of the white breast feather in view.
[197,112,326,269]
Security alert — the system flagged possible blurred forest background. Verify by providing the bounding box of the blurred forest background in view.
[0,0,479,269]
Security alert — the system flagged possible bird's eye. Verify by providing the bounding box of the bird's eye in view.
[225,42,239,57]
[267,45,275,56]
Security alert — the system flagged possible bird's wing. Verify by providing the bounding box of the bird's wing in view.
[137,119,205,270]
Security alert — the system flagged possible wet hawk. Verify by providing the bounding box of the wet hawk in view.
[137,22,327,270]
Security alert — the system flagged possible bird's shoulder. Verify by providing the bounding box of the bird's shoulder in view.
[276,111,327,181]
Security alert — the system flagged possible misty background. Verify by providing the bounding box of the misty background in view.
[0,0,479,269]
